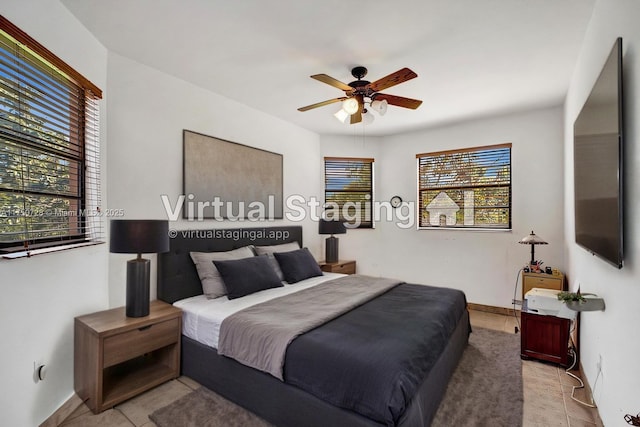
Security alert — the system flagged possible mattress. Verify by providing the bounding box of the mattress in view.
[174,272,344,348]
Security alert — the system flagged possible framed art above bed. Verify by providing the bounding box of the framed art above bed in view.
[183,130,283,219]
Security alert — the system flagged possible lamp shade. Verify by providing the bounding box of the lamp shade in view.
[371,99,388,116]
[319,219,346,235]
[518,231,548,245]
[342,98,359,115]
[110,220,170,254]
[334,108,350,123]
[362,109,374,124]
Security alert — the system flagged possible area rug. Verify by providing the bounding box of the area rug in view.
[150,327,523,427]
[149,385,272,427]
[431,327,523,426]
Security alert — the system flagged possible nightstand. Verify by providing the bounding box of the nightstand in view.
[520,269,572,367]
[319,260,356,275]
[74,300,181,413]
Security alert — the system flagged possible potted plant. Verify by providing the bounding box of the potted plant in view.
[557,291,605,312]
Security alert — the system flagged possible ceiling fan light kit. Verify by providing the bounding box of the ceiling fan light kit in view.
[298,66,423,125]
[334,108,350,124]
[370,99,388,115]
[342,98,360,115]
[361,109,375,124]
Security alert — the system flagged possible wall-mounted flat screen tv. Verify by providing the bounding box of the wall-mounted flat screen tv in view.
[574,37,624,268]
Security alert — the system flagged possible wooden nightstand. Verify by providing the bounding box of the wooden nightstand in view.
[520,269,572,367]
[74,300,181,413]
[319,260,356,275]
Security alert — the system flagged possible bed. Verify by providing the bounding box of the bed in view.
[157,226,470,427]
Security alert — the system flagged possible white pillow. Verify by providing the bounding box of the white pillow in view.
[190,246,255,298]
[254,242,301,281]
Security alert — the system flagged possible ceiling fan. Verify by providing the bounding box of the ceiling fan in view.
[298,66,423,124]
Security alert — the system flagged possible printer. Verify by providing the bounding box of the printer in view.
[524,288,576,320]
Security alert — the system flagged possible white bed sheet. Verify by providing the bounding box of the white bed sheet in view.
[174,272,345,349]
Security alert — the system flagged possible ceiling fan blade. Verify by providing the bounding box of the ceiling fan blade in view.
[368,68,418,92]
[310,74,353,91]
[373,93,423,109]
[298,97,347,112]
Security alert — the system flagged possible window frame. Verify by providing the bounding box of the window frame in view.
[416,143,512,230]
[324,157,374,229]
[0,16,103,256]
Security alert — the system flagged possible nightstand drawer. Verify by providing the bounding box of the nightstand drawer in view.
[331,261,356,274]
[320,260,356,275]
[103,318,179,368]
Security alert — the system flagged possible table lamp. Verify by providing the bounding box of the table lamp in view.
[110,219,169,317]
[519,230,548,265]
[319,219,346,263]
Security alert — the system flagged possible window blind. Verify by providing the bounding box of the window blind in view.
[0,17,103,253]
[324,157,373,228]
[417,144,511,229]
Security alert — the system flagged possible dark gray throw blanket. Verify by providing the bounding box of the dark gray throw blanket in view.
[218,274,401,379]
[285,283,469,426]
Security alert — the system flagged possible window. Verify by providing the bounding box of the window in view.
[417,143,511,229]
[324,157,373,228]
[0,17,103,255]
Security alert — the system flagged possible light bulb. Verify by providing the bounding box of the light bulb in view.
[342,98,359,115]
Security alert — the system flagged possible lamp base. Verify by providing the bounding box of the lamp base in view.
[325,236,339,263]
[126,258,150,317]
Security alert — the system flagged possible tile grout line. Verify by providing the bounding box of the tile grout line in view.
[559,366,573,426]
[115,407,137,427]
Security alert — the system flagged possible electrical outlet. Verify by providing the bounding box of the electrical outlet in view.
[33,361,46,383]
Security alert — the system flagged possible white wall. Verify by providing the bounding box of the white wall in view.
[564,0,640,423]
[5,1,637,425]
[106,53,322,307]
[322,106,565,308]
[0,3,109,426]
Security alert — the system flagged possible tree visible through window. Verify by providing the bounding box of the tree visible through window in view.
[0,17,102,254]
[324,157,373,229]
[417,144,511,229]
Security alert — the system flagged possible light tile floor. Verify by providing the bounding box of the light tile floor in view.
[469,310,603,427]
[60,309,603,427]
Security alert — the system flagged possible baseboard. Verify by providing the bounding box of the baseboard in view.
[39,393,84,427]
[467,302,519,316]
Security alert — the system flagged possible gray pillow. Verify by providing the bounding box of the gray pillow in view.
[273,248,323,284]
[254,242,300,280]
[213,256,283,300]
[190,246,255,298]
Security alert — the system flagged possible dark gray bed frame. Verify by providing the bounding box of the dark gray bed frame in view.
[157,226,469,427]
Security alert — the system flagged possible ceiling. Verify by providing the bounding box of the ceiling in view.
[61,0,595,136]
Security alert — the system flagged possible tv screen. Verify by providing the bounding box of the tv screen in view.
[574,38,623,268]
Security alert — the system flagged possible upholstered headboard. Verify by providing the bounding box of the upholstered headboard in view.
[157,226,303,304]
